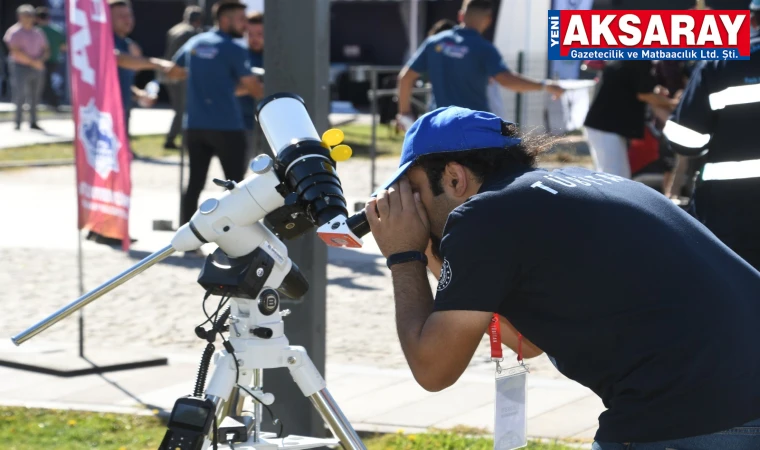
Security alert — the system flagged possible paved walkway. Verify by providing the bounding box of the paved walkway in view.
[0,108,175,149]
[0,341,602,443]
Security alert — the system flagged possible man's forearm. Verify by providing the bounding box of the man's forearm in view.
[397,75,414,115]
[10,49,35,66]
[116,53,164,71]
[640,93,678,111]
[130,85,143,99]
[496,71,544,93]
[391,262,435,370]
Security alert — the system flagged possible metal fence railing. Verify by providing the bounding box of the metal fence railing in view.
[347,65,432,193]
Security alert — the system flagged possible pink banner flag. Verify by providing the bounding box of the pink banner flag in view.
[68,0,131,251]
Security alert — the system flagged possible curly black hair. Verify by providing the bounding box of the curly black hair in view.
[411,123,552,196]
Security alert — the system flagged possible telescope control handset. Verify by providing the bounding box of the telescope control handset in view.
[159,396,216,450]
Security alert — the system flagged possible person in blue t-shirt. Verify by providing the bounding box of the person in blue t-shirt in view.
[171,0,263,227]
[366,106,760,449]
[238,11,273,163]
[396,0,563,127]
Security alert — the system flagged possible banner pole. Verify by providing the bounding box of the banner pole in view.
[77,230,85,358]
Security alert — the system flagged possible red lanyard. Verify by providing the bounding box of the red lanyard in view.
[489,313,523,363]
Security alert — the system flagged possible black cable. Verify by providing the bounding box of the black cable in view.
[198,289,215,329]
[239,390,284,438]
[200,293,230,450]
[193,343,215,397]
[210,294,228,329]
[214,301,284,439]
[212,414,218,450]
[202,293,286,440]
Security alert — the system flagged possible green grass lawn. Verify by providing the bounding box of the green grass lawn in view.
[0,124,405,165]
[0,407,581,450]
[0,135,174,163]
[0,122,592,168]
[0,110,65,122]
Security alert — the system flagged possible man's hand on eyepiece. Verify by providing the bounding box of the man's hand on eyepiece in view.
[365,178,430,259]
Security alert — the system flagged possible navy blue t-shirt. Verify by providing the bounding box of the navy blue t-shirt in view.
[433,165,760,443]
[408,26,508,112]
[239,49,262,131]
[114,35,135,120]
[173,29,251,131]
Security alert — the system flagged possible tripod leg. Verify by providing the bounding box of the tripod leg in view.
[285,346,366,450]
[206,353,238,403]
[310,389,366,450]
[253,368,263,442]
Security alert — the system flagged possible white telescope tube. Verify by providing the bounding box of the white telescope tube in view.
[257,95,321,155]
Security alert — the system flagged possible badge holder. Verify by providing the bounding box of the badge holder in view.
[490,314,529,450]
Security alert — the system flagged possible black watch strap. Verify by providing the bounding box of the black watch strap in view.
[387,251,428,269]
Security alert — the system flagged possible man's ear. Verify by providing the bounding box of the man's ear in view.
[444,162,469,197]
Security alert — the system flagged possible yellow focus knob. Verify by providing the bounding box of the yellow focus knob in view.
[322,128,344,147]
[330,144,352,162]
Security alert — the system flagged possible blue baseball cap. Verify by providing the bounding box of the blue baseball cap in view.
[373,106,522,196]
[752,0,760,10]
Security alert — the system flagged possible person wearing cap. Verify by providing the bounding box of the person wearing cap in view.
[663,1,760,272]
[396,0,564,128]
[162,5,204,150]
[170,0,263,230]
[3,4,49,131]
[366,106,760,448]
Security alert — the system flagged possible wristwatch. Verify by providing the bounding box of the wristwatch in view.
[387,251,428,269]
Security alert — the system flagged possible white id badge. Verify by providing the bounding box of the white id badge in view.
[494,364,529,450]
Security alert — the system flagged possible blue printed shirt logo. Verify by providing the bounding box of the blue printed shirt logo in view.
[79,98,121,179]
[193,45,219,59]
[440,42,470,59]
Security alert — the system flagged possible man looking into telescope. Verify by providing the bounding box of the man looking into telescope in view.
[365,107,760,449]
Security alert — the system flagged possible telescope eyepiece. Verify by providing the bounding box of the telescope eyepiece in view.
[346,211,370,238]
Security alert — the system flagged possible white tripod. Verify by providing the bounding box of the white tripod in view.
[200,285,365,449]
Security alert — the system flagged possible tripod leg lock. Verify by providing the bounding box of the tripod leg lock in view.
[284,346,326,397]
